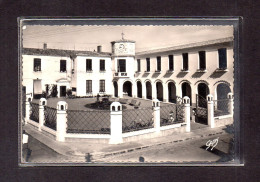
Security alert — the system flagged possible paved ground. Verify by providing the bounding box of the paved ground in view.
[22,123,234,164]
[99,133,233,163]
[22,132,233,164]
[22,133,72,163]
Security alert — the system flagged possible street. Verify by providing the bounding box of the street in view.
[22,132,233,163]
[100,133,234,163]
[22,134,71,163]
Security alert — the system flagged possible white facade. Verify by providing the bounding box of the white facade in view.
[22,37,234,105]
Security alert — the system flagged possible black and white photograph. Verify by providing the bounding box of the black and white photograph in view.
[20,19,239,165]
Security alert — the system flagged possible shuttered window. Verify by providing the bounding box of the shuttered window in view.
[168,55,174,71]
[86,59,92,71]
[86,80,92,93]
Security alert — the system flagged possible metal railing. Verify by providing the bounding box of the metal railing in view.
[67,110,110,134]
[29,103,39,123]
[122,108,153,133]
[160,104,184,126]
[114,72,128,77]
[213,99,230,117]
[44,106,57,131]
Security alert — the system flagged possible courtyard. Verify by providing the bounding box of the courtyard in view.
[30,96,180,134]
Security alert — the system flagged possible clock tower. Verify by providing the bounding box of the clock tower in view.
[111,34,136,98]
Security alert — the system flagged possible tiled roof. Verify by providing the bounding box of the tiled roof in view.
[22,48,111,58]
[136,37,233,56]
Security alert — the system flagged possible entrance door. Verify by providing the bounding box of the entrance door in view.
[60,86,67,97]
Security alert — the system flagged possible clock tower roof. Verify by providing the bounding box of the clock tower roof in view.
[111,39,136,44]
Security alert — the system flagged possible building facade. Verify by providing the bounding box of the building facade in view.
[22,37,234,106]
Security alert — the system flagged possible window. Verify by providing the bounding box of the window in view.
[218,48,227,69]
[99,80,105,92]
[168,55,174,71]
[118,59,126,72]
[156,56,161,71]
[33,58,41,71]
[86,59,92,71]
[137,59,141,72]
[182,53,189,71]
[146,58,150,72]
[86,80,92,93]
[198,51,206,70]
[60,60,66,72]
[72,87,76,91]
[100,59,105,71]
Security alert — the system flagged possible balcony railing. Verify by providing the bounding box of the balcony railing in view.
[114,72,128,77]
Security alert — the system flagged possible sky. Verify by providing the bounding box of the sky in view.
[22,25,233,53]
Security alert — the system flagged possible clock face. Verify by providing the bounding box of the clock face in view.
[119,44,125,50]
[114,42,135,55]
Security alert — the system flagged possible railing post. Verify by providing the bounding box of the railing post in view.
[207,94,214,128]
[183,96,190,132]
[38,98,47,131]
[25,94,32,123]
[109,102,123,144]
[56,101,68,142]
[228,92,234,116]
[152,99,160,132]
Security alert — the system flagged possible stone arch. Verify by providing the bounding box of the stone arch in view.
[197,82,210,98]
[155,81,163,101]
[136,80,142,98]
[215,82,231,100]
[181,81,192,105]
[154,79,164,84]
[145,80,152,100]
[194,80,209,86]
[166,79,176,85]
[168,81,177,103]
[123,80,133,97]
[179,79,191,85]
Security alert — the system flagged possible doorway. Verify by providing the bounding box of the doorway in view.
[181,82,192,105]
[168,82,176,103]
[123,81,132,97]
[60,86,67,97]
[146,81,152,99]
[156,82,163,101]
[113,81,118,97]
[137,81,142,98]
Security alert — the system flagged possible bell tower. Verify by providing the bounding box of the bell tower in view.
[111,34,136,98]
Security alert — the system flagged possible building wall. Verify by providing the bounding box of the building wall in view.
[75,56,113,96]
[22,40,234,102]
[134,43,234,104]
[22,55,72,95]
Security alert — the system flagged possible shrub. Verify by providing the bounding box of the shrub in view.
[41,91,47,98]
[50,85,58,97]
[66,88,72,97]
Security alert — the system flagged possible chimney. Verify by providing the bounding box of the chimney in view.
[43,43,47,50]
[97,45,102,53]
